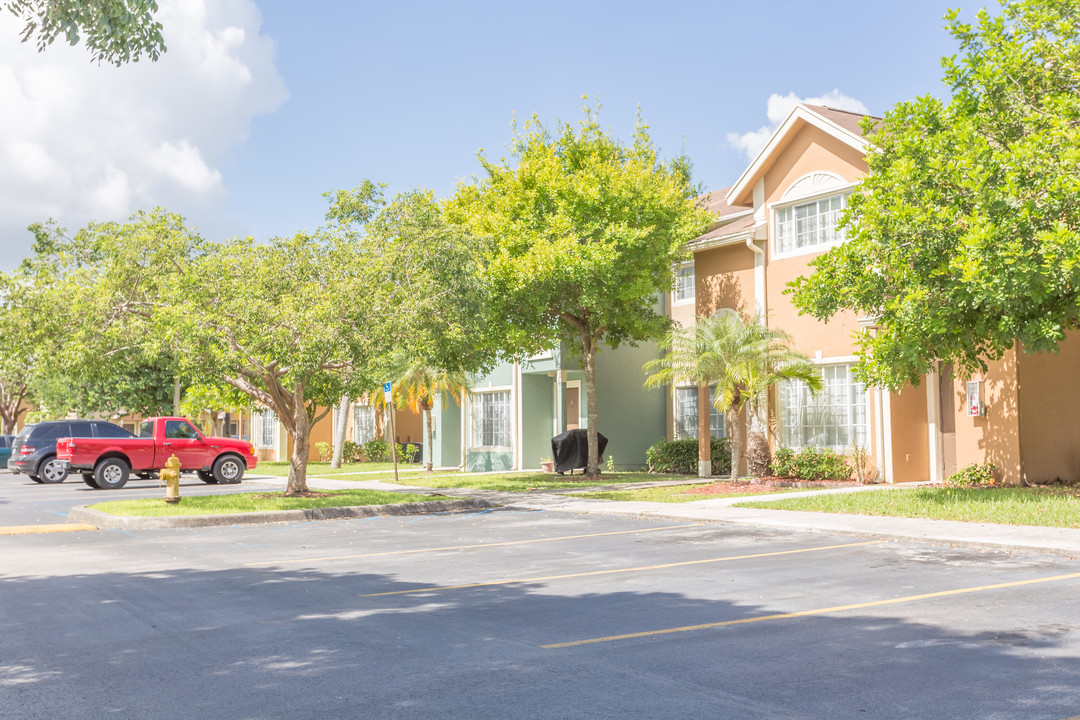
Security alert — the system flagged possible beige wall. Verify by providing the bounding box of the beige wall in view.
[948,350,1022,484]
[1018,335,1080,483]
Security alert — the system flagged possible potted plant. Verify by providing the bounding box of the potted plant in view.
[539,457,554,473]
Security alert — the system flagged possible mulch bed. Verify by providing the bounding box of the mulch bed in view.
[680,478,871,495]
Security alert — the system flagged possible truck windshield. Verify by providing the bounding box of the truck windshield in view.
[139,421,154,438]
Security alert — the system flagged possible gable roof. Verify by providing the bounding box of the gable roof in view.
[726,103,877,208]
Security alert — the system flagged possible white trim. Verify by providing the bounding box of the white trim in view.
[514,363,522,470]
[690,231,751,253]
[881,389,894,484]
[780,171,848,202]
[467,386,514,452]
[727,105,869,207]
[769,187,857,261]
[926,370,944,484]
[672,261,695,306]
[809,354,859,365]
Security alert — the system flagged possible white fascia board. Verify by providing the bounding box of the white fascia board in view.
[690,230,752,253]
[726,105,870,208]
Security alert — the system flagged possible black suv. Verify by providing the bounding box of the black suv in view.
[9,420,135,484]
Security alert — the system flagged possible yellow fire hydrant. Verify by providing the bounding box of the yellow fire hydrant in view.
[162,454,182,504]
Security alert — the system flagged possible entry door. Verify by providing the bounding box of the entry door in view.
[566,386,580,430]
[938,364,957,478]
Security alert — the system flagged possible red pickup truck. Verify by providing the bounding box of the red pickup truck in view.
[56,416,258,490]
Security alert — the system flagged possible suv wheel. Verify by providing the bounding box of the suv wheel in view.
[39,456,69,484]
[94,458,130,490]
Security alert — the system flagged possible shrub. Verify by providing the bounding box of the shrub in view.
[398,443,420,463]
[646,437,731,475]
[315,441,331,463]
[945,462,997,488]
[341,441,366,463]
[364,439,390,463]
[771,447,851,482]
[772,447,796,478]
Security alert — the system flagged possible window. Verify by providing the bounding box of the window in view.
[673,262,694,304]
[676,386,726,440]
[165,420,200,440]
[255,409,277,449]
[774,193,847,257]
[353,405,376,444]
[779,364,868,449]
[674,387,697,439]
[470,391,511,449]
[707,387,725,439]
[93,423,135,438]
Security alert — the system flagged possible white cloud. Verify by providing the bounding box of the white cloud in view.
[0,0,288,264]
[727,90,869,162]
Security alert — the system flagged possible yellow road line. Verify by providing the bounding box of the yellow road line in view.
[0,523,98,536]
[359,540,884,597]
[245,523,707,566]
[543,570,1080,649]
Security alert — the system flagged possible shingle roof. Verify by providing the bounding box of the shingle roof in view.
[801,104,880,138]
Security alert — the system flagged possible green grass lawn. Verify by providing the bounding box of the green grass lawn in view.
[89,488,442,517]
[576,482,808,503]
[386,471,685,492]
[736,486,1080,528]
[256,461,426,477]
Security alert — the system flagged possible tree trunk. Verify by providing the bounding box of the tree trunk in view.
[424,402,434,472]
[285,386,311,495]
[173,380,182,415]
[331,395,350,468]
[582,332,600,477]
[728,408,742,481]
[746,400,771,478]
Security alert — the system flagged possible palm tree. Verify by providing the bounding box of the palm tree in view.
[390,361,467,472]
[644,314,822,479]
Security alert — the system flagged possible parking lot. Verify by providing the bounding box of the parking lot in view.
[3,475,1080,719]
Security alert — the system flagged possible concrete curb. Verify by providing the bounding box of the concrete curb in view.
[67,497,496,530]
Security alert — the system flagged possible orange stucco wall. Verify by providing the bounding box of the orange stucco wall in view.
[1017,335,1080,483]
[949,350,1022,484]
[762,125,866,207]
[695,243,756,320]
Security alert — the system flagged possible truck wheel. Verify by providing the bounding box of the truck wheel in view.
[39,456,69,484]
[197,470,217,484]
[94,458,130,490]
[212,455,244,484]
[82,473,99,488]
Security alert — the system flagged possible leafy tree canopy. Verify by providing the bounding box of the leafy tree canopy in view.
[5,0,166,64]
[789,0,1080,389]
[445,100,711,475]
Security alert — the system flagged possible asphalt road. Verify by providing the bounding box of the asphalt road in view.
[3,475,1080,719]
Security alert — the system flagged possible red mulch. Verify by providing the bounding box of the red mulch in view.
[680,482,778,495]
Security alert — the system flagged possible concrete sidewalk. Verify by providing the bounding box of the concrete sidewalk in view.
[258,473,1080,558]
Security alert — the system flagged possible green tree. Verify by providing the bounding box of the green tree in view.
[5,0,166,64]
[790,0,1080,389]
[446,102,710,476]
[643,314,821,479]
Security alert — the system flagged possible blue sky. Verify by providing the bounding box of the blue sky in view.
[0,0,965,266]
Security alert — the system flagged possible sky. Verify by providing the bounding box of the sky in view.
[0,0,972,267]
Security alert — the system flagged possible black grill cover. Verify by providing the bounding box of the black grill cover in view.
[551,429,608,473]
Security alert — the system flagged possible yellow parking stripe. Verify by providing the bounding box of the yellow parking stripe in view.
[359,540,884,597]
[245,523,707,566]
[0,523,98,536]
[543,570,1080,649]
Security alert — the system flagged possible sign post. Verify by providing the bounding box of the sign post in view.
[384,382,399,484]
